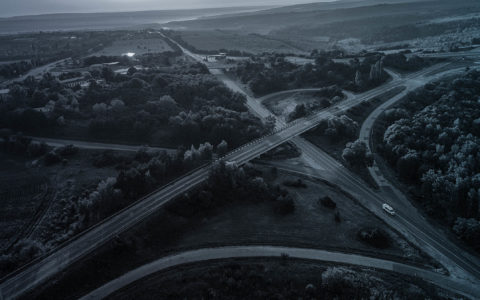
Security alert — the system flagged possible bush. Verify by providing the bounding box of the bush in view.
[320,196,336,209]
[56,144,78,157]
[342,140,373,166]
[453,218,480,251]
[334,211,341,223]
[27,141,48,157]
[44,151,61,165]
[288,103,307,121]
[282,178,307,188]
[357,227,390,248]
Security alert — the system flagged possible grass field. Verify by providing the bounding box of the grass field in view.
[0,149,123,277]
[176,30,306,54]
[0,154,47,250]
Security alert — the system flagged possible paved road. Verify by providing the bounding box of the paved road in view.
[28,136,176,154]
[1,59,69,86]
[417,47,480,59]
[80,245,480,300]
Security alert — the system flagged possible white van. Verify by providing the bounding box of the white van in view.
[382,203,395,215]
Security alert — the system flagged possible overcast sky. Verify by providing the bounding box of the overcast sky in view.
[0,0,332,17]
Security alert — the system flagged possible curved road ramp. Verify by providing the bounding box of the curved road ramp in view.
[80,246,480,299]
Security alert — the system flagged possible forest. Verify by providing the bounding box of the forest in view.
[0,57,271,149]
[378,70,480,252]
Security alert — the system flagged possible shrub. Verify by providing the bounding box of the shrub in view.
[357,227,390,248]
[44,151,61,165]
[56,144,78,157]
[27,141,48,157]
[320,196,336,209]
[282,178,307,188]
[334,211,341,223]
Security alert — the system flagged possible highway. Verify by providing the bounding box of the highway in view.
[80,245,480,300]
[210,61,480,285]
[173,35,480,293]
[1,38,480,298]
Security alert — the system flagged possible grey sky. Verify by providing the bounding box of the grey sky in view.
[0,0,332,17]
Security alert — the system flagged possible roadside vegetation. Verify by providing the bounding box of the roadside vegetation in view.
[108,260,448,299]
[231,52,389,96]
[25,164,437,299]
[375,70,480,252]
[0,133,222,276]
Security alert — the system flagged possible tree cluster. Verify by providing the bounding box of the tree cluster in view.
[1,60,270,149]
[312,115,359,142]
[379,71,480,250]
[233,53,389,96]
[342,140,373,167]
[167,161,295,217]
[382,53,437,72]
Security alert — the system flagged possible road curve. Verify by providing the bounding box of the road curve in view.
[79,245,480,300]
[200,48,480,284]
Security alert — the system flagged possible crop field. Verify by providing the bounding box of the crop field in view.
[177,30,306,54]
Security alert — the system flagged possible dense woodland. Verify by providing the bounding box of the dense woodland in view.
[233,53,389,96]
[0,56,271,149]
[378,70,480,251]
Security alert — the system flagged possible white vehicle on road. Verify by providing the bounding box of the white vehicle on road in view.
[382,203,395,215]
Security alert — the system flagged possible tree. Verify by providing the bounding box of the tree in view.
[216,140,228,156]
[342,140,372,166]
[453,218,480,251]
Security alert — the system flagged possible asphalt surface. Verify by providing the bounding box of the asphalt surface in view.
[80,246,480,300]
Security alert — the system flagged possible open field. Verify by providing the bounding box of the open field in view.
[0,149,124,277]
[172,30,306,54]
[26,166,439,300]
[92,38,173,56]
[0,154,47,250]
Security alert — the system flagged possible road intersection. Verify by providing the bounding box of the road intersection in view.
[1,38,480,299]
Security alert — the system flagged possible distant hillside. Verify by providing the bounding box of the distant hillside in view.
[166,0,480,33]
[163,0,480,50]
[0,6,272,35]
